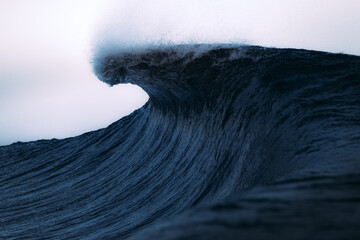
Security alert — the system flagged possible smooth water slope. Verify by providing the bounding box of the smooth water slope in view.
[1,45,360,239]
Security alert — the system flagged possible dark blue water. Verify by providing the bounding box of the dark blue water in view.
[1,45,360,239]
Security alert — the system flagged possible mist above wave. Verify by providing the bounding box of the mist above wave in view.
[93,0,360,60]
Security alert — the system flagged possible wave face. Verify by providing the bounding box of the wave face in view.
[1,45,360,239]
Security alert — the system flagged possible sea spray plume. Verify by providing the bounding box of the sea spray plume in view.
[1,45,360,239]
[94,0,360,55]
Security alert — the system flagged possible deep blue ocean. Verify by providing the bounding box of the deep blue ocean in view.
[1,45,360,239]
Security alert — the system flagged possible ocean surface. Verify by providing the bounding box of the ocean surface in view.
[1,45,360,239]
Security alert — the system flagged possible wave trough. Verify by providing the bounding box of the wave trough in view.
[1,45,360,239]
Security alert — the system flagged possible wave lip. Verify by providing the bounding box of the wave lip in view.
[93,44,254,106]
[1,44,360,239]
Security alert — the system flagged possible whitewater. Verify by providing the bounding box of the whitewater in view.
[1,44,360,239]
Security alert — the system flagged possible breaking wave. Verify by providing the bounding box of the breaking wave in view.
[1,45,360,239]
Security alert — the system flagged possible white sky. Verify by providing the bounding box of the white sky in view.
[0,0,148,145]
[1,0,360,145]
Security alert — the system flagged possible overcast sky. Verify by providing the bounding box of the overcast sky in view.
[1,0,360,145]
